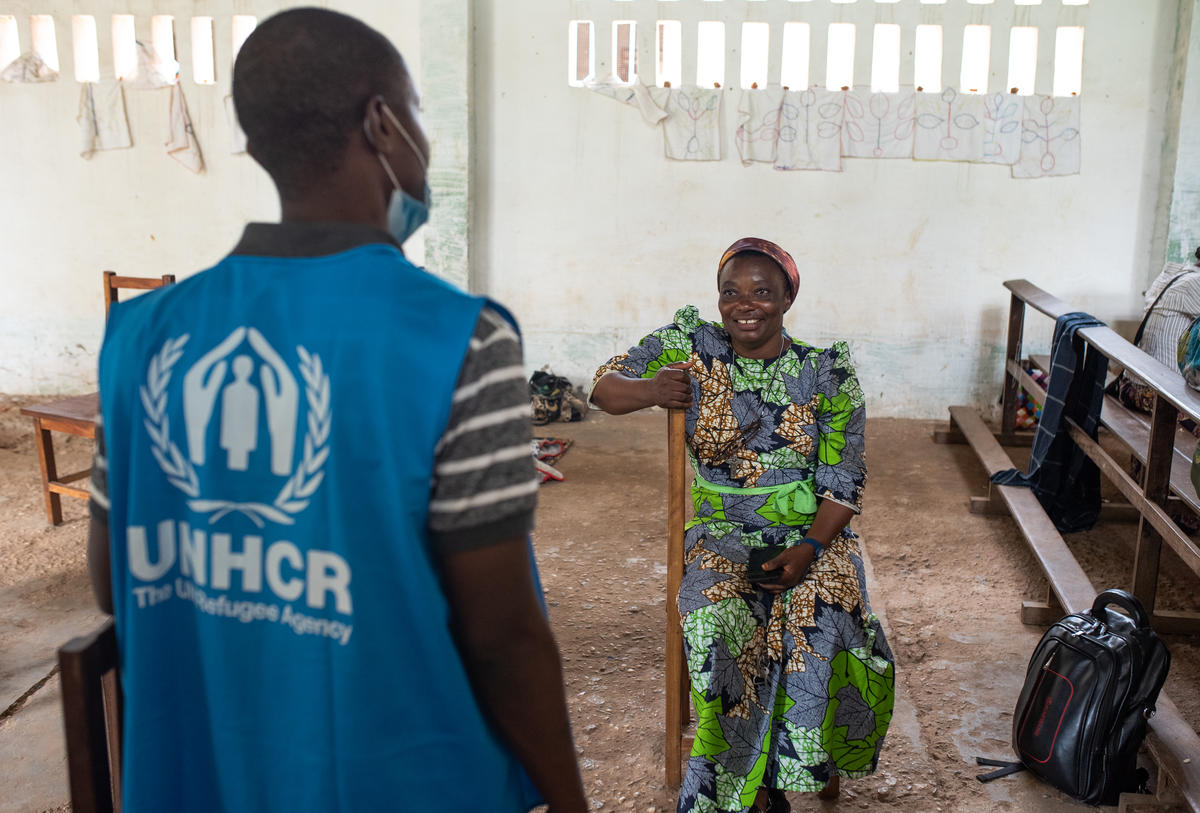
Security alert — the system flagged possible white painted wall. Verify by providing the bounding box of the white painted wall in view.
[1,0,1187,420]
[475,0,1182,418]
[0,0,420,393]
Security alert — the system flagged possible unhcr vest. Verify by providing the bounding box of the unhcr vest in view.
[99,245,539,812]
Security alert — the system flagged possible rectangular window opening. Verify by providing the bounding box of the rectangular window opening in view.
[112,15,137,81]
[568,20,593,86]
[870,23,901,93]
[740,22,769,89]
[190,16,215,85]
[960,25,990,93]
[0,15,20,71]
[568,20,592,86]
[1053,26,1084,96]
[826,23,855,91]
[232,15,257,62]
[656,20,681,88]
[151,15,178,84]
[1007,26,1037,95]
[30,15,60,73]
[71,16,99,82]
[780,22,810,90]
[613,21,637,84]
[696,21,725,88]
[914,24,942,93]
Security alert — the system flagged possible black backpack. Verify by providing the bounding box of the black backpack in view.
[977,589,1170,805]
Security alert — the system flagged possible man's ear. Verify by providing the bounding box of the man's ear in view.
[361,94,388,151]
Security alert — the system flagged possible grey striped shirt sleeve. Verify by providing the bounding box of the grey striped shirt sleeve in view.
[428,306,537,553]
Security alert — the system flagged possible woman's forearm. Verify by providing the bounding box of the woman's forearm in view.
[590,372,656,414]
[806,500,855,546]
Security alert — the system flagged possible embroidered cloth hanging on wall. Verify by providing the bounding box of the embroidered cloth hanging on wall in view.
[166,84,205,173]
[914,88,984,162]
[78,80,133,158]
[584,80,1081,177]
[841,89,915,159]
[2,52,57,83]
[1014,95,1081,178]
[774,88,844,172]
[735,88,784,166]
[981,92,1023,166]
[588,79,722,161]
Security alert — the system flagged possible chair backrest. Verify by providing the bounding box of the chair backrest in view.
[59,617,122,813]
[103,270,176,319]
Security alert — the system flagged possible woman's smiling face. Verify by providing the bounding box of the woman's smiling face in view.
[717,252,794,358]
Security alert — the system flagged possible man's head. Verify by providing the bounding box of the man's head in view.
[233,8,428,210]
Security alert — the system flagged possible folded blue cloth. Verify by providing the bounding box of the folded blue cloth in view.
[991,311,1107,533]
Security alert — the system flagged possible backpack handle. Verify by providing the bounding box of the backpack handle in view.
[1091,588,1151,628]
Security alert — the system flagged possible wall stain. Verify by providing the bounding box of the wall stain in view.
[907,218,929,253]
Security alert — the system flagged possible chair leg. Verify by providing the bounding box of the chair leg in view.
[666,640,684,788]
[31,418,64,526]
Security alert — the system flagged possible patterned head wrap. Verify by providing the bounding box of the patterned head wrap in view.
[718,237,799,303]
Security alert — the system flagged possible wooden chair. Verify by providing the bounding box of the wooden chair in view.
[58,617,123,813]
[666,408,692,786]
[21,271,175,524]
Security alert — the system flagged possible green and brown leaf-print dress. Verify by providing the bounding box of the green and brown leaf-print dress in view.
[595,306,893,813]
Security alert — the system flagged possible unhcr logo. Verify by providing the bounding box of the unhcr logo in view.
[142,327,331,527]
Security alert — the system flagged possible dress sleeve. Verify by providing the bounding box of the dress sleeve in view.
[591,305,699,390]
[814,341,867,512]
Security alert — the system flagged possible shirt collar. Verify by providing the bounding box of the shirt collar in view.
[230,221,402,258]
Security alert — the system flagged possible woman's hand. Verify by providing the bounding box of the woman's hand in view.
[648,362,694,409]
[758,545,817,594]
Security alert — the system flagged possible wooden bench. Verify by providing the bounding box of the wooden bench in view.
[1027,353,1200,520]
[944,279,1200,811]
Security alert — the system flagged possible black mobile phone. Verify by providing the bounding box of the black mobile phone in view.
[746,545,790,584]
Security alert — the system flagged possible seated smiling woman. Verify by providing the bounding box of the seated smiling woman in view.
[590,238,894,813]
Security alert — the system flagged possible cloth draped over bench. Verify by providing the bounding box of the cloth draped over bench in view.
[991,312,1108,533]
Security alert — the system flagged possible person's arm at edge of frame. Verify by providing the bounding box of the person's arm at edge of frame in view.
[88,510,114,614]
[87,419,115,614]
[437,538,587,813]
[590,364,693,414]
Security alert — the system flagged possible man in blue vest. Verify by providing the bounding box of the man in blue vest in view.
[87,8,586,812]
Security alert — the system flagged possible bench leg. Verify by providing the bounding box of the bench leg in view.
[969,484,1008,515]
[933,418,966,445]
[1133,398,1180,623]
[1132,517,1163,619]
[31,418,64,526]
[1021,587,1064,626]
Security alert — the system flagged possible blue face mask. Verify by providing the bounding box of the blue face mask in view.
[384,174,432,245]
[372,104,432,245]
